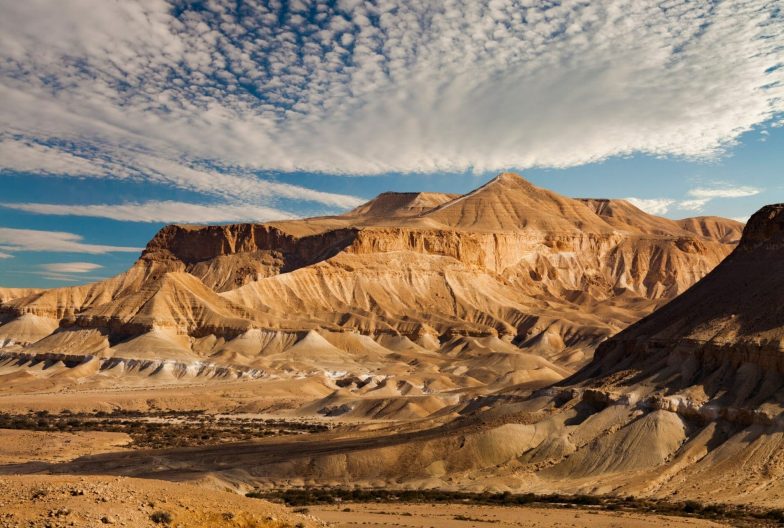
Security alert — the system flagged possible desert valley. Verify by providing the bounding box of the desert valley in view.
[2,173,783,526]
[3,1,784,525]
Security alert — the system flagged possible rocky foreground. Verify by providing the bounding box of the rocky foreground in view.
[0,475,319,528]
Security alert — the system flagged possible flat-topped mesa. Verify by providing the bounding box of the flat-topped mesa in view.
[127,171,740,299]
[139,223,360,291]
[140,223,298,264]
[738,203,784,250]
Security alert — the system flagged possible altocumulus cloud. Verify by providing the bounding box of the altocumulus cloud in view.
[0,0,782,193]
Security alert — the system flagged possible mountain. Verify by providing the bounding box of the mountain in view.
[0,173,740,416]
[146,203,783,506]
[677,216,745,244]
[577,203,784,403]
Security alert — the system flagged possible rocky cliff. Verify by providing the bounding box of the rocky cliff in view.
[577,203,784,402]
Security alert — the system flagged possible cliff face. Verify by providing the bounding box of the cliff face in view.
[573,203,784,408]
[0,173,740,393]
[141,223,359,291]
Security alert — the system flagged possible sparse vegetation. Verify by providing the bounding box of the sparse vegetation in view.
[454,513,493,522]
[0,410,332,449]
[149,510,172,525]
[30,488,48,500]
[246,488,784,526]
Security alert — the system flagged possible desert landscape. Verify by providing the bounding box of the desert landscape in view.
[2,174,783,526]
[2,1,783,526]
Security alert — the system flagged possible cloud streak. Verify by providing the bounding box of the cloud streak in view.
[625,198,676,216]
[40,262,102,274]
[0,0,781,189]
[687,186,761,199]
[2,200,297,223]
[627,183,762,215]
[0,228,142,255]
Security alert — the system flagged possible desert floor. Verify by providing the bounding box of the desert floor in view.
[0,424,765,528]
[309,503,729,527]
[0,474,320,528]
[0,386,769,528]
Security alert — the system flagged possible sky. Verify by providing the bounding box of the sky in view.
[0,0,782,288]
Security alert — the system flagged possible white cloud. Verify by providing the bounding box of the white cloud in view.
[674,184,762,211]
[0,138,363,210]
[40,262,102,274]
[625,198,676,216]
[38,274,80,282]
[0,0,781,182]
[687,186,761,199]
[677,198,710,211]
[628,183,762,216]
[0,228,141,254]
[2,201,297,223]
[0,140,107,176]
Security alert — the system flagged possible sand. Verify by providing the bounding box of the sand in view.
[0,428,130,464]
[309,503,729,528]
[0,475,320,528]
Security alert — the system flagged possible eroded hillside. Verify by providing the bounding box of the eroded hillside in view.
[0,173,741,419]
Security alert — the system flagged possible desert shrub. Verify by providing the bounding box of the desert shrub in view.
[31,488,48,500]
[150,511,172,525]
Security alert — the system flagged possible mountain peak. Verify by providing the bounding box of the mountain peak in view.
[419,171,607,233]
[739,203,784,249]
[489,171,534,187]
[345,191,458,219]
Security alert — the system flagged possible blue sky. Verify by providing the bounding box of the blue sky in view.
[0,1,782,287]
